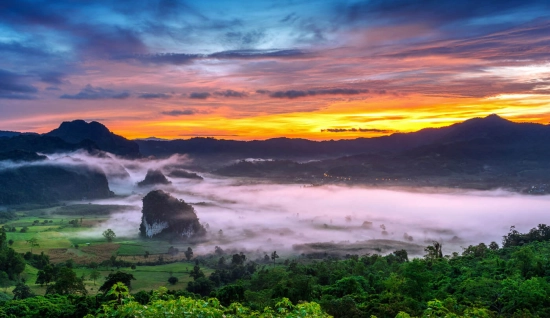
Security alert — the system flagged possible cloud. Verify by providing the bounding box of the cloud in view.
[337,0,549,28]
[269,88,369,99]
[125,49,308,65]
[0,69,38,99]
[321,128,394,133]
[60,84,130,100]
[138,93,172,99]
[213,90,247,98]
[38,71,67,85]
[209,49,307,59]
[162,109,204,116]
[382,21,550,62]
[189,92,210,99]
[0,41,51,58]
[224,30,266,46]
[126,53,201,65]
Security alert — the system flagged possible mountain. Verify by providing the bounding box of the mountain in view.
[0,131,38,138]
[0,150,47,162]
[136,114,548,162]
[0,163,113,205]
[212,115,550,192]
[46,120,140,158]
[0,134,99,154]
[0,131,22,138]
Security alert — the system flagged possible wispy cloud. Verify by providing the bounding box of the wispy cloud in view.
[138,93,172,99]
[161,109,207,116]
[321,128,394,133]
[189,92,210,99]
[268,88,369,99]
[60,85,130,100]
[213,90,248,98]
[0,69,38,99]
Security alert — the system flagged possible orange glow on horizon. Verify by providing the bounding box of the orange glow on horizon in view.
[102,93,550,141]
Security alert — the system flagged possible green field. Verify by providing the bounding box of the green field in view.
[16,261,211,295]
[1,203,213,296]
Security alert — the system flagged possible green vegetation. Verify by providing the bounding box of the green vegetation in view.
[1,218,550,317]
[102,229,116,242]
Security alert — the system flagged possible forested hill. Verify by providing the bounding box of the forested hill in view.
[1,225,549,317]
[0,120,140,158]
[46,120,140,158]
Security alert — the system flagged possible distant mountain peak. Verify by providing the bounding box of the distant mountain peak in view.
[46,119,140,157]
[482,113,508,122]
[459,113,512,127]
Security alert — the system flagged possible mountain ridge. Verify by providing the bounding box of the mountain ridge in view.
[46,120,141,158]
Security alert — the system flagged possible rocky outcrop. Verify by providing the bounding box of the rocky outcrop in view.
[137,169,171,187]
[139,190,206,239]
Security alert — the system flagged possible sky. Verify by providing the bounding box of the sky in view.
[0,0,549,140]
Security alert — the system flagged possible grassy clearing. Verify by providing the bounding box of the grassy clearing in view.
[20,262,210,296]
[2,203,216,296]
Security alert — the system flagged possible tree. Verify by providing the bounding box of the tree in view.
[424,241,443,260]
[12,282,34,300]
[46,267,87,295]
[186,277,214,296]
[102,229,116,242]
[26,237,39,253]
[271,251,279,265]
[35,264,55,286]
[99,271,135,293]
[168,276,179,285]
[393,249,409,263]
[231,253,246,266]
[184,247,193,260]
[0,271,10,292]
[190,264,205,280]
[218,256,226,268]
[0,228,5,247]
[7,239,13,246]
[90,269,101,286]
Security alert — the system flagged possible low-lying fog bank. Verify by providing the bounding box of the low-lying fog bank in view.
[23,151,550,257]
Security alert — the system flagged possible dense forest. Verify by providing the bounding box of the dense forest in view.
[0,224,549,317]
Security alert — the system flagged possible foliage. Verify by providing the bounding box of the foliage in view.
[12,282,34,300]
[102,228,116,242]
[99,271,136,293]
[503,224,550,247]
[168,276,178,285]
[1,224,550,317]
[184,246,193,260]
[45,267,87,295]
[0,229,25,280]
[93,284,329,318]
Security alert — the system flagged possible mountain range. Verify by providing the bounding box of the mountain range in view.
[1,115,549,194]
[1,114,549,163]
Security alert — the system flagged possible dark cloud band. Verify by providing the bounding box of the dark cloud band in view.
[60,85,130,100]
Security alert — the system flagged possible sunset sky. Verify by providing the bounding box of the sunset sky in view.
[1,0,549,140]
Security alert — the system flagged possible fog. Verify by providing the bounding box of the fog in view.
[8,151,550,257]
